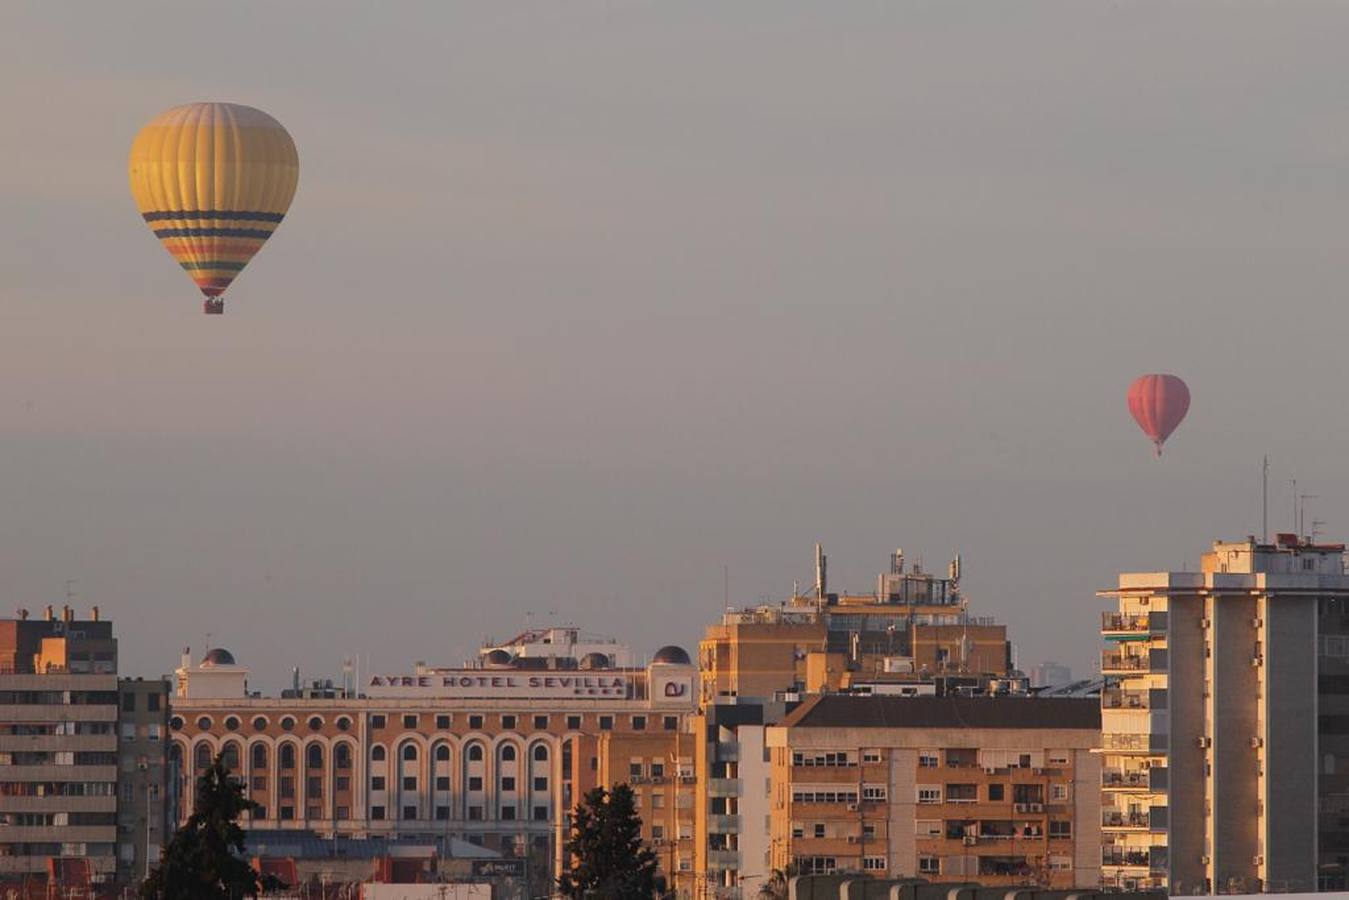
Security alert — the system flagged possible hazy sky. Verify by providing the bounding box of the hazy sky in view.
[3,2,1349,688]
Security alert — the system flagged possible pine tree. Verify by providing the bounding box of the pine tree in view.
[557,784,664,899]
[141,754,284,899]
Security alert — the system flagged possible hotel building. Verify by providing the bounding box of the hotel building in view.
[766,694,1101,888]
[166,627,698,890]
[1099,535,1349,893]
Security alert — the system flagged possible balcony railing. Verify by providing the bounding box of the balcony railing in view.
[708,814,740,834]
[1101,771,1149,789]
[1102,810,1150,828]
[1101,651,1150,672]
[1102,690,1153,710]
[1102,732,1165,753]
[707,778,740,798]
[1102,612,1150,632]
[1102,850,1151,868]
[715,741,740,762]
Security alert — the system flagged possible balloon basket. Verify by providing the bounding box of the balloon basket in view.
[203,299,225,315]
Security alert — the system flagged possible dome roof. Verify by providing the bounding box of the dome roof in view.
[652,645,691,665]
[484,649,513,667]
[579,652,610,670]
[201,648,236,667]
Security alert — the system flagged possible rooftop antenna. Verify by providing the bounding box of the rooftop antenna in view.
[63,580,77,604]
[1301,493,1318,541]
[1313,519,1327,543]
[1291,476,1297,535]
[814,543,827,607]
[1262,455,1269,543]
[723,565,729,612]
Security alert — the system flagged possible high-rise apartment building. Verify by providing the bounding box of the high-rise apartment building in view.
[1099,535,1349,894]
[117,677,172,883]
[0,607,121,886]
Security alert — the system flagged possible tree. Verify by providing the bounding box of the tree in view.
[756,864,797,900]
[557,784,665,899]
[141,754,285,899]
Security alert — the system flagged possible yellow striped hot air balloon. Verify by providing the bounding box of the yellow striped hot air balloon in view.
[129,102,298,314]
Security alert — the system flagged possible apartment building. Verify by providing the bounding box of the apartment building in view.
[1099,535,1349,894]
[116,677,172,883]
[766,694,1101,888]
[596,729,696,893]
[0,608,121,885]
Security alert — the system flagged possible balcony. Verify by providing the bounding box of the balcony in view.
[707,778,740,798]
[1101,651,1149,673]
[708,814,740,834]
[1102,850,1152,869]
[715,741,740,762]
[706,849,741,869]
[1102,770,1150,790]
[1102,612,1150,633]
[1102,690,1152,711]
[1102,810,1150,829]
[1101,732,1166,753]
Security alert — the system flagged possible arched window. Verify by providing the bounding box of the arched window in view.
[435,745,451,762]
[467,744,484,762]
[533,745,548,762]
[252,744,268,771]
[371,745,386,762]
[222,742,241,771]
[336,744,352,770]
[280,744,296,770]
[500,745,516,762]
[307,744,324,769]
[195,743,212,771]
[170,743,183,765]
[402,744,418,762]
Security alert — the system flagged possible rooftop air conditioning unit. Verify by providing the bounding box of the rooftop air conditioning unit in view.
[1200,619,1211,629]
[1250,736,1263,749]
[846,803,859,812]
[1251,656,1264,667]
[1196,736,1211,749]
[1201,855,1211,866]
[984,767,998,775]
[1253,855,1264,866]
[1251,618,1263,628]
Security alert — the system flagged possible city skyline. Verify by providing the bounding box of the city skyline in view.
[6,3,1349,692]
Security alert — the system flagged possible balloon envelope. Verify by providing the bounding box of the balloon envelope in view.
[1127,374,1190,456]
[128,102,299,313]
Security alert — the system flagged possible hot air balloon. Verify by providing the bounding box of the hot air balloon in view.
[1127,374,1190,457]
[129,103,298,314]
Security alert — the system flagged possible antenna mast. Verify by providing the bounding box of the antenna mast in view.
[1262,456,1268,543]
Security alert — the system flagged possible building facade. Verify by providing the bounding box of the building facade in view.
[167,639,698,890]
[116,676,171,884]
[0,608,121,886]
[766,695,1101,889]
[1099,535,1349,894]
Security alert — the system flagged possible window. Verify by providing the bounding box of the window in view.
[814,823,825,838]
[436,805,450,820]
[122,694,136,712]
[436,715,451,729]
[371,805,385,820]
[988,784,1004,802]
[599,716,613,731]
[307,776,322,796]
[630,762,644,778]
[502,715,517,729]
[918,751,939,768]
[336,716,351,732]
[663,716,678,731]
[501,777,516,792]
[862,785,887,801]
[403,745,418,762]
[533,745,548,762]
[279,716,295,732]
[919,857,940,874]
[307,804,322,819]
[469,715,484,729]
[252,744,268,771]
[336,744,352,770]
[501,806,516,820]
[307,745,323,769]
[534,715,549,730]
[792,825,804,838]
[336,777,350,791]
[652,794,665,809]
[864,857,886,871]
[403,715,418,729]
[170,716,184,731]
[371,745,386,762]
[1049,821,1072,839]
[255,806,267,819]
[469,776,483,791]
[336,806,349,819]
[501,745,517,762]
[196,716,212,731]
[1051,784,1069,802]
[403,777,417,791]
[121,723,136,741]
[567,715,582,730]
[147,694,160,712]
[403,805,417,820]
[915,820,941,837]
[651,762,664,778]
[917,787,941,804]
[252,716,267,732]
[435,744,451,761]
[280,805,294,821]
[468,744,484,762]
[222,743,240,771]
[632,715,646,731]
[224,716,240,732]
[1048,854,1072,871]
[436,776,450,791]
[534,776,548,791]
[468,806,483,820]
[370,714,386,729]
[534,805,549,821]
[862,750,881,764]
[371,776,386,791]
[280,778,295,798]
[252,775,267,791]
[307,716,323,732]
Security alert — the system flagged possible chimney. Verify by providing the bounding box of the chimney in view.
[17,608,28,621]
[90,606,99,622]
[815,543,828,601]
[44,605,54,621]
[61,605,72,623]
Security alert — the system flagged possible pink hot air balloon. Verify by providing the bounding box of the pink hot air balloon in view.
[1127,374,1190,457]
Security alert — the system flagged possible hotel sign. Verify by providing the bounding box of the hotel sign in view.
[366,672,632,699]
